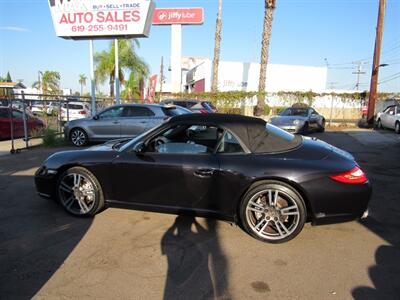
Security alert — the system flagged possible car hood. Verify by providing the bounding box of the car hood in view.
[270,116,308,125]
[88,138,132,151]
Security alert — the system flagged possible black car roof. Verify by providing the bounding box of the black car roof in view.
[169,113,301,153]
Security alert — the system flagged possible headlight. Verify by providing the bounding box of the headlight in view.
[293,119,304,125]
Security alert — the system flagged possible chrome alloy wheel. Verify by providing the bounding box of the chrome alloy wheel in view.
[59,173,96,215]
[245,189,300,241]
[71,129,86,146]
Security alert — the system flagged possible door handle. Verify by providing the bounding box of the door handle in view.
[112,121,120,124]
[194,169,214,178]
[139,121,148,124]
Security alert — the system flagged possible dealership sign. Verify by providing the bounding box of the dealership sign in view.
[152,8,204,25]
[48,0,155,39]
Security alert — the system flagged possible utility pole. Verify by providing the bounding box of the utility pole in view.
[159,56,164,101]
[352,61,367,90]
[367,0,386,123]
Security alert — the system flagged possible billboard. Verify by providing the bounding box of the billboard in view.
[48,0,155,39]
[152,8,204,25]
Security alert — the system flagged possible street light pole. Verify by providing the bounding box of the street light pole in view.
[367,0,386,123]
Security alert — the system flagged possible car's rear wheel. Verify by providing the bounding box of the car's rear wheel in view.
[240,181,307,243]
[57,167,104,217]
[395,122,400,134]
[70,128,88,147]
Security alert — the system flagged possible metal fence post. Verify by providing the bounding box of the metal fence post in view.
[21,91,29,149]
[7,90,15,153]
[66,99,70,123]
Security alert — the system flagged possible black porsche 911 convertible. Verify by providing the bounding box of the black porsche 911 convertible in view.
[35,114,371,243]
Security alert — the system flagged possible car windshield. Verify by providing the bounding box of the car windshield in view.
[63,103,84,110]
[119,123,165,152]
[280,108,309,117]
[162,106,191,116]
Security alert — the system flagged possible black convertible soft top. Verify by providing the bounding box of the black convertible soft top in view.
[169,113,302,153]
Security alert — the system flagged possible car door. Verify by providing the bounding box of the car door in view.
[386,106,396,129]
[111,124,220,211]
[11,110,24,138]
[119,106,159,138]
[87,106,124,139]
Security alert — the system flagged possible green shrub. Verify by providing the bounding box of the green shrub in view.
[42,128,65,147]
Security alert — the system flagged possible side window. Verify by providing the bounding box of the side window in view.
[148,124,221,154]
[0,109,9,118]
[387,106,395,115]
[12,110,23,119]
[98,106,124,119]
[123,106,155,117]
[217,131,244,154]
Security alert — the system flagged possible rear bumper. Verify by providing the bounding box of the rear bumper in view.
[301,178,372,225]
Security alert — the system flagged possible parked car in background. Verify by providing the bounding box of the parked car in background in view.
[0,107,44,140]
[160,99,217,113]
[270,106,325,134]
[376,105,400,133]
[64,104,191,146]
[61,102,91,122]
[30,101,45,115]
[36,114,371,243]
[46,102,60,116]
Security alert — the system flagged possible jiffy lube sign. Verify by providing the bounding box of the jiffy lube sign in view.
[48,0,155,39]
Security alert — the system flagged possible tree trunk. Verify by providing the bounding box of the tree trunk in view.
[211,0,223,93]
[255,1,276,116]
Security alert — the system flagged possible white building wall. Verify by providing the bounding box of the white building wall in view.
[186,59,328,93]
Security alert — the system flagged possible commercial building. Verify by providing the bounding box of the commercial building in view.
[184,59,328,93]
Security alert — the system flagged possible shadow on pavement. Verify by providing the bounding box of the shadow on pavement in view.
[161,216,230,300]
[0,149,93,298]
[312,130,400,299]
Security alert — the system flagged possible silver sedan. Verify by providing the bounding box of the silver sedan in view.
[64,104,191,146]
[270,107,325,134]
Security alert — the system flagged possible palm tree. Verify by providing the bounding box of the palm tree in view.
[211,0,223,92]
[121,73,141,101]
[255,0,276,116]
[78,74,87,96]
[32,71,60,95]
[94,39,149,98]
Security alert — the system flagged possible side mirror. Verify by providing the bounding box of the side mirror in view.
[93,115,99,120]
[133,142,146,154]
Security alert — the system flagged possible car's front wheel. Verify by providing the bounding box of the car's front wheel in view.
[318,120,326,132]
[377,119,383,129]
[239,181,307,243]
[395,122,400,134]
[70,128,88,147]
[57,167,104,217]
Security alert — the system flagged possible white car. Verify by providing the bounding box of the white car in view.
[376,105,400,133]
[61,102,91,122]
[30,101,45,115]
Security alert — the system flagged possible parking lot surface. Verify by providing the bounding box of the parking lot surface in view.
[0,129,399,299]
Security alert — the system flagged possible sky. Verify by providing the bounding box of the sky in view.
[0,0,399,94]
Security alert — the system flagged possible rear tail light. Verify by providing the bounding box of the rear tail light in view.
[79,111,87,115]
[199,109,208,114]
[330,166,367,184]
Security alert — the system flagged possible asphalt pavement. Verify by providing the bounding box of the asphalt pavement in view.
[0,129,399,300]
